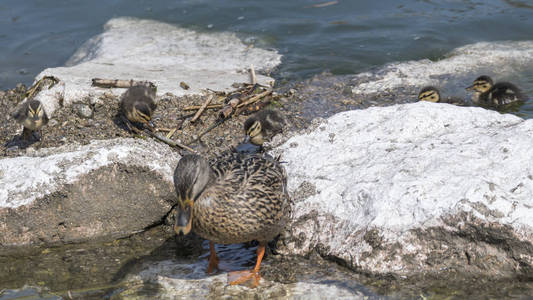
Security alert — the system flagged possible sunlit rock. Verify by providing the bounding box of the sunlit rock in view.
[0,138,179,248]
[276,102,533,277]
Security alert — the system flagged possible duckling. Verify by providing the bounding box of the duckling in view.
[11,99,49,141]
[120,85,157,131]
[418,86,467,106]
[466,75,526,107]
[173,151,290,287]
[243,109,286,146]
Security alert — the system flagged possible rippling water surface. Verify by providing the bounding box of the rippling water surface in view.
[1,0,532,87]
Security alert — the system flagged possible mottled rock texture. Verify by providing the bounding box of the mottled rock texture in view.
[0,138,179,248]
[275,102,533,278]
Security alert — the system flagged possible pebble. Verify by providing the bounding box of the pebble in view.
[74,103,94,119]
[25,147,36,155]
[89,96,103,107]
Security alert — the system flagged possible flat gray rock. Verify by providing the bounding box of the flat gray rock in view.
[0,138,179,248]
[275,102,533,278]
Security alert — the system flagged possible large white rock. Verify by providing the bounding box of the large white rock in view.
[33,17,281,116]
[351,41,533,95]
[0,138,179,247]
[276,102,533,277]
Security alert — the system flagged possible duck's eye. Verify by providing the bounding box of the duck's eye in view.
[430,95,436,100]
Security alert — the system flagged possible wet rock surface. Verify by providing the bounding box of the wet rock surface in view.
[274,102,533,281]
[0,138,178,248]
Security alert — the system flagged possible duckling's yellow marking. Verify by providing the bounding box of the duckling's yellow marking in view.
[247,121,265,145]
[418,90,439,102]
[472,80,492,93]
[247,121,262,137]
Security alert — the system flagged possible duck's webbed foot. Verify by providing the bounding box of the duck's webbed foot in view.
[227,241,266,288]
[228,270,260,287]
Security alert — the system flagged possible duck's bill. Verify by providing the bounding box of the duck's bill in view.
[174,205,192,236]
[465,85,475,91]
[145,120,156,131]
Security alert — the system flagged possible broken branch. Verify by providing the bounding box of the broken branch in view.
[183,104,223,111]
[92,78,155,89]
[236,89,272,108]
[191,94,214,123]
[144,130,197,153]
[250,64,257,85]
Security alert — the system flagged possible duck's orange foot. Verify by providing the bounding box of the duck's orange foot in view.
[228,270,261,288]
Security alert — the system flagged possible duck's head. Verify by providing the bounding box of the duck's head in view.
[418,86,441,103]
[132,100,155,130]
[173,155,212,235]
[466,75,493,93]
[244,118,264,146]
[27,100,46,123]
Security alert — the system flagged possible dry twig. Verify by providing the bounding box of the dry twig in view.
[183,104,223,111]
[250,64,257,85]
[191,94,214,123]
[92,78,155,89]
[236,89,272,108]
[145,130,197,153]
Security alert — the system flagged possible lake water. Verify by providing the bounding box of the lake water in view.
[1,0,532,107]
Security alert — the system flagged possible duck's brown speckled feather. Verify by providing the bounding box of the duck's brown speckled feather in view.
[193,150,290,245]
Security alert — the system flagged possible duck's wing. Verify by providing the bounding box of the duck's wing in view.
[490,82,525,105]
[10,101,29,123]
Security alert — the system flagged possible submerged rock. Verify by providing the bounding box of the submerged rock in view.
[0,138,179,249]
[119,259,373,299]
[275,102,533,278]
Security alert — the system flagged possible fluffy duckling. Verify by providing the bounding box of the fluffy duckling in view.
[418,86,467,106]
[12,99,49,140]
[173,151,290,287]
[120,85,157,131]
[243,109,286,146]
[466,75,526,107]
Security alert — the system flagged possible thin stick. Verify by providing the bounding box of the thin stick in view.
[166,127,178,139]
[183,104,224,111]
[250,64,257,85]
[190,118,225,144]
[236,89,272,108]
[167,119,184,139]
[25,76,59,99]
[191,94,214,123]
[176,112,196,119]
[144,130,197,153]
[92,78,155,89]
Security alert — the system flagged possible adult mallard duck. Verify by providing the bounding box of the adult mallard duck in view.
[466,75,526,107]
[173,150,290,287]
[243,109,286,146]
[418,86,467,106]
[12,99,49,141]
